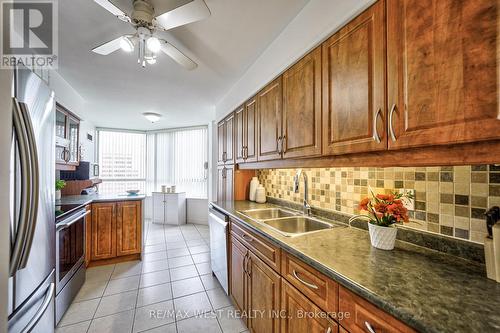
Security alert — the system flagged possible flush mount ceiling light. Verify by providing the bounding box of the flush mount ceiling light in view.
[91,0,211,70]
[143,112,162,123]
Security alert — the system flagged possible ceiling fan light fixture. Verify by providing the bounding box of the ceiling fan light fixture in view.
[120,36,134,52]
[143,112,162,123]
[146,36,161,53]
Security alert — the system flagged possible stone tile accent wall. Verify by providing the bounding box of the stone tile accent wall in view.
[258,165,500,244]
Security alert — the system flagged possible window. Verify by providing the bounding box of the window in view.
[97,127,208,198]
[147,127,208,198]
[97,130,147,194]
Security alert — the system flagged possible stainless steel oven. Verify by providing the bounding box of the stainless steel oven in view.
[55,204,88,323]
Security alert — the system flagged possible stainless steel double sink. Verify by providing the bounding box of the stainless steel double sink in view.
[239,208,343,237]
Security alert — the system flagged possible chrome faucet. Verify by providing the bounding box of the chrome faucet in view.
[293,169,311,216]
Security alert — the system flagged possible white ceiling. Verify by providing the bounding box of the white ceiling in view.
[57,0,309,130]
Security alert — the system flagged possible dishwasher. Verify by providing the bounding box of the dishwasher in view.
[208,205,229,294]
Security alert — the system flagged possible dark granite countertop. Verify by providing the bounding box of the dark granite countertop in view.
[211,200,500,333]
[56,193,146,206]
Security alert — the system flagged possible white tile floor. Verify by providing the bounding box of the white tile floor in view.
[56,222,248,333]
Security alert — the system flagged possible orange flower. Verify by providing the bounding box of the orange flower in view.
[359,197,370,211]
[376,194,395,201]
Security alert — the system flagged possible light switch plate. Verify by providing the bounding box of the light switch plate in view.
[399,189,415,211]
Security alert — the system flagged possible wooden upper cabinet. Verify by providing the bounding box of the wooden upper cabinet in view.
[116,201,142,256]
[245,96,258,162]
[217,113,235,165]
[217,121,225,165]
[91,202,116,261]
[216,165,225,202]
[225,113,235,164]
[225,164,234,202]
[257,77,283,161]
[235,105,245,163]
[322,0,387,155]
[282,46,322,159]
[387,0,500,149]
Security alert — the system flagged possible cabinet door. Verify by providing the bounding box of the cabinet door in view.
[247,252,281,333]
[282,47,322,159]
[281,280,338,333]
[225,113,235,164]
[245,96,258,162]
[257,77,283,161]
[225,165,234,202]
[116,201,142,256]
[387,0,500,149]
[235,105,246,163]
[217,121,225,165]
[217,166,226,202]
[322,0,386,155]
[230,236,248,316]
[91,203,116,260]
[152,193,165,223]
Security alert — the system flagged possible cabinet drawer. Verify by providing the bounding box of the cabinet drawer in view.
[230,218,280,272]
[339,286,416,333]
[282,252,338,313]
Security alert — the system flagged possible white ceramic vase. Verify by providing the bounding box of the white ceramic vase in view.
[255,185,266,203]
[55,190,61,200]
[368,223,397,250]
[249,177,259,201]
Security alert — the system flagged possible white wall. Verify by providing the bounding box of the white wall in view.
[215,0,375,119]
[50,71,95,163]
[0,67,13,333]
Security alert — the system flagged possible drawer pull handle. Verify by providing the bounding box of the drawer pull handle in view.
[242,234,253,242]
[292,270,319,290]
[365,321,376,333]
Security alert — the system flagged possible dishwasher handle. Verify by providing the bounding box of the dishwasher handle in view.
[209,207,228,222]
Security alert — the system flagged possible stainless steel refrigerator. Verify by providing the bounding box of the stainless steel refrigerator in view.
[8,65,55,333]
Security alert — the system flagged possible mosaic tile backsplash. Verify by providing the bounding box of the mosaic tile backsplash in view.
[258,165,500,244]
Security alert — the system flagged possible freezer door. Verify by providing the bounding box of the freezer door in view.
[11,66,55,309]
[8,270,55,333]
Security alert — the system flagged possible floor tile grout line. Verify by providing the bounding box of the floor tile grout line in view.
[85,264,115,333]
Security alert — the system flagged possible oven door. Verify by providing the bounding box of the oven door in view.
[55,209,89,294]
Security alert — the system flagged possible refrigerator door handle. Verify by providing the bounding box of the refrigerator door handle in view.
[20,282,55,333]
[9,98,33,276]
[18,101,40,269]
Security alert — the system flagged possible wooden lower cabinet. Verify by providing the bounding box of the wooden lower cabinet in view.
[91,202,116,261]
[230,236,248,317]
[116,201,142,256]
[247,252,281,333]
[88,200,142,266]
[281,280,338,333]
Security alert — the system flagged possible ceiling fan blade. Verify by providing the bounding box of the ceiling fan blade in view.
[92,36,124,55]
[94,0,128,17]
[155,0,210,31]
[160,42,197,70]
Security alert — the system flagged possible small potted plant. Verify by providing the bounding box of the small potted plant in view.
[356,191,413,250]
[55,180,66,200]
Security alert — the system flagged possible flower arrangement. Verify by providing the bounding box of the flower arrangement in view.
[358,191,413,227]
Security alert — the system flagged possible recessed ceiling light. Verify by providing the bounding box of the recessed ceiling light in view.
[143,112,162,123]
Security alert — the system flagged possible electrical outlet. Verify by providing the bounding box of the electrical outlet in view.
[399,189,415,211]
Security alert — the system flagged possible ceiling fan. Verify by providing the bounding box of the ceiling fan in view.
[91,0,210,69]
